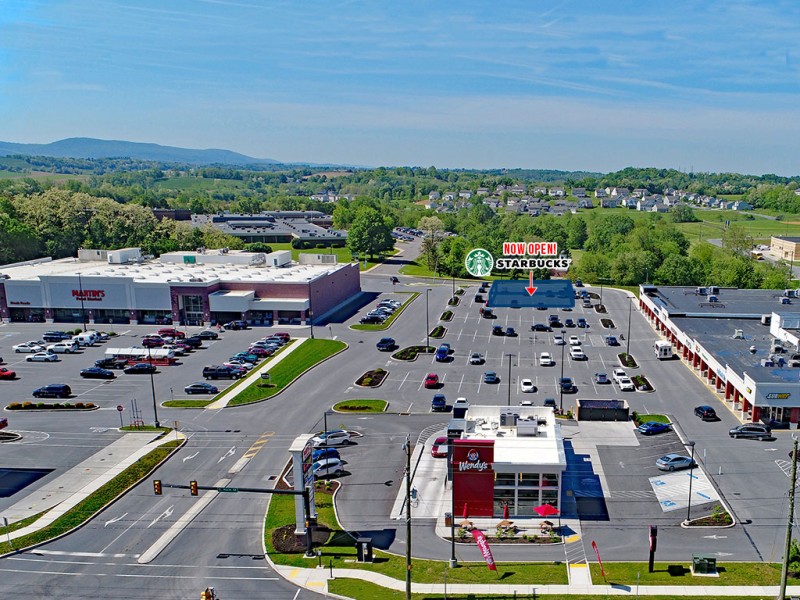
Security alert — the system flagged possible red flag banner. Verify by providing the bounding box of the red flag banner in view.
[471,529,497,571]
[592,540,605,577]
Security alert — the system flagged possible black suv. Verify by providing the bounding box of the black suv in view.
[532,323,551,332]
[95,357,129,370]
[492,325,504,336]
[376,337,396,351]
[694,405,717,421]
[224,320,249,330]
[182,335,204,348]
[124,363,157,375]
[203,365,244,380]
[32,384,72,399]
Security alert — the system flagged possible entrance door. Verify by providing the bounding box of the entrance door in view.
[768,406,788,423]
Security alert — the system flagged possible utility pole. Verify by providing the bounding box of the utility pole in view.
[779,436,798,600]
[404,434,412,600]
[626,298,633,357]
[425,289,431,350]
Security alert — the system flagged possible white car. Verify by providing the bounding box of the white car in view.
[312,457,345,478]
[26,351,59,362]
[520,378,535,393]
[224,360,254,371]
[569,347,586,360]
[13,342,44,353]
[539,352,554,366]
[312,429,351,447]
[553,335,565,345]
[612,368,627,383]
[469,352,485,365]
[568,335,581,346]
[161,343,186,356]
[617,376,635,391]
[46,342,78,354]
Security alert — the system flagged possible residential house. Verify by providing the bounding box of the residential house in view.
[532,186,548,196]
[459,190,473,199]
[476,188,490,196]
[572,188,586,197]
[728,200,753,211]
[632,188,649,198]
[577,199,594,209]
[607,187,630,197]
[549,187,566,197]
[594,189,607,198]
[600,198,618,208]
[511,184,527,195]
[444,192,456,201]
[636,198,656,211]
[428,191,441,201]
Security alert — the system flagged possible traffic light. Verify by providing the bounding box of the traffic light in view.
[153,479,162,495]
[190,480,198,496]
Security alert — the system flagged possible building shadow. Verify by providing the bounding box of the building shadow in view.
[560,440,609,521]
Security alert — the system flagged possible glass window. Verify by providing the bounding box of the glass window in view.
[493,489,515,516]
[519,473,540,487]
[541,489,558,506]
[517,489,539,513]
[542,473,559,487]
[495,472,516,486]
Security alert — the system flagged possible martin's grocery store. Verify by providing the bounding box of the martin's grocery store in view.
[0,247,360,327]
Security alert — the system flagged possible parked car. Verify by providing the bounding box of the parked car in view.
[568,335,581,346]
[231,352,258,363]
[481,308,494,318]
[26,351,58,362]
[225,359,254,371]
[617,376,635,391]
[539,352,554,366]
[431,394,447,412]
[431,436,448,458]
[569,347,586,360]
[223,320,249,330]
[312,457,345,478]
[577,318,588,328]
[483,371,500,384]
[612,368,627,383]
[656,454,694,471]
[520,378,535,393]
[390,276,400,284]
[124,362,157,374]
[142,336,165,348]
[594,372,609,384]
[46,341,79,354]
[559,377,576,393]
[532,323,551,332]
[638,421,670,435]
[158,328,185,338]
[312,429,351,447]
[80,367,116,379]
[505,327,516,337]
[492,325,504,336]
[360,315,384,324]
[564,319,575,328]
[469,352,484,365]
[182,335,204,348]
[161,343,186,356]
[573,279,583,287]
[42,331,72,343]
[0,367,17,380]
[376,337,396,351]
[197,330,219,340]
[184,382,219,395]
[694,405,718,421]
[274,332,291,342]
[435,345,450,362]
[32,383,71,399]
[729,424,772,440]
[424,373,440,389]
[312,447,340,462]
[95,357,128,370]
[203,365,245,380]
[246,346,272,357]
[544,398,557,409]
[475,294,484,303]
[605,335,619,346]
[13,342,44,353]
[553,335,565,345]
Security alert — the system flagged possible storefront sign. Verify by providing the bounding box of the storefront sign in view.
[458,448,490,472]
[73,289,105,301]
[8,300,30,305]
[766,393,791,400]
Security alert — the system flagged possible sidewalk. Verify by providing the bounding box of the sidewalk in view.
[206,337,306,409]
[6,431,184,540]
[269,561,800,596]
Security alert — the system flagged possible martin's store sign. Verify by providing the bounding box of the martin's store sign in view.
[452,439,494,517]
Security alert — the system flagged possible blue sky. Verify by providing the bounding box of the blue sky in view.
[2,0,799,174]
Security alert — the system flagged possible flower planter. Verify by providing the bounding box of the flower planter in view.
[355,369,388,387]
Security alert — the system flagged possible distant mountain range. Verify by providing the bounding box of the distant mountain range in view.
[0,137,280,166]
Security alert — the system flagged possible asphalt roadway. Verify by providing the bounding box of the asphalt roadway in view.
[0,240,797,598]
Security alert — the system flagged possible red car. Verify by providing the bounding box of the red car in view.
[0,367,16,380]
[247,346,272,357]
[274,332,291,342]
[431,436,448,458]
[424,373,439,389]
[158,328,185,338]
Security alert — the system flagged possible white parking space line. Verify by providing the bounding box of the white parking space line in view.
[398,371,410,390]
[458,374,464,392]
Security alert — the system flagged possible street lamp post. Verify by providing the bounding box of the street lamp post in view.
[307,281,314,339]
[147,346,160,428]
[425,288,431,350]
[505,353,515,406]
[559,329,566,414]
[626,298,633,357]
[685,441,696,524]
[77,272,87,332]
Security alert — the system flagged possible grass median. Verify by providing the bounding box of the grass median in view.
[0,438,182,555]
[332,399,387,412]
[228,339,346,406]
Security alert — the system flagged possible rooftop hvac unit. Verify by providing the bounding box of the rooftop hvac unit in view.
[785,289,797,298]
[709,286,720,295]
[733,329,744,339]
[761,314,772,325]
[708,295,718,303]
[697,287,707,295]
[499,411,519,427]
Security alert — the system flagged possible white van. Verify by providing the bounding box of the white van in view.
[72,332,97,347]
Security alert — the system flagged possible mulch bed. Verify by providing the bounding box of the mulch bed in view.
[355,369,388,387]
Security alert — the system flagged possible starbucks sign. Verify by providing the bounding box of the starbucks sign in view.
[465,248,494,277]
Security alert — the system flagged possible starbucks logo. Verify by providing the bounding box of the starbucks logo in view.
[465,248,493,278]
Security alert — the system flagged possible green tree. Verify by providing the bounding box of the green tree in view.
[566,217,588,249]
[346,206,394,260]
[654,255,699,286]
[722,224,754,257]
[670,204,698,223]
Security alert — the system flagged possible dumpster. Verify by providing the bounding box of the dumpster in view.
[691,554,717,575]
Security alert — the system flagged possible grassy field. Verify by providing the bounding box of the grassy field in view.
[162,399,214,408]
[0,439,181,554]
[227,339,346,406]
[590,561,782,586]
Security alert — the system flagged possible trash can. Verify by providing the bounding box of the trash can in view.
[356,537,373,562]
[692,554,717,574]
[444,512,453,527]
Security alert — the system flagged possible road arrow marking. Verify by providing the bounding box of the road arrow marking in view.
[182,451,199,463]
[104,513,128,528]
[218,446,236,463]
[703,534,728,539]
[148,505,173,528]
[524,272,537,297]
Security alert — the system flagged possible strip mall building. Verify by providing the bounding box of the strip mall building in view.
[639,285,800,426]
[449,404,567,517]
[0,247,360,327]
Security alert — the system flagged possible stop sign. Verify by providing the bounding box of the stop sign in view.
[117,405,124,412]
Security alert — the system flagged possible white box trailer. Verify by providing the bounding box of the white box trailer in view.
[105,347,175,365]
[654,340,673,360]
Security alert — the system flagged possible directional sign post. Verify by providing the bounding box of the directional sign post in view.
[117,404,124,428]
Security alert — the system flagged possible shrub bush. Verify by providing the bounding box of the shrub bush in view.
[316,243,326,249]
[74,402,85,409]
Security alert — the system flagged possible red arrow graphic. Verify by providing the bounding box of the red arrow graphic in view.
[525,272,537,296]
